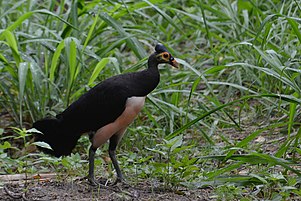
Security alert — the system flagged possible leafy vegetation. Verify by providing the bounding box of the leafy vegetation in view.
[1,0,301,199]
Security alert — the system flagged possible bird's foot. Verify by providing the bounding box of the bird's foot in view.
[87,176,131,194]
[112,177,130,188]
[88,177,99,187]
[84,175,107,188]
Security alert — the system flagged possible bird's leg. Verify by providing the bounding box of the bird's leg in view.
[88,145,98,186]
[86,131,99,186]
[109,132,125,185]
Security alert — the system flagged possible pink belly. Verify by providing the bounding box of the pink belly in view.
[92,96,145,148]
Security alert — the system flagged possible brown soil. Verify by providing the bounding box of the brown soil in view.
[1,179,212,201]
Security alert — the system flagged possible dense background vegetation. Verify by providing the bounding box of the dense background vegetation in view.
[1,0,301,199]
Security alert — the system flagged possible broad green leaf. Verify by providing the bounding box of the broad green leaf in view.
[164,135,183,152]
[204,66,226,75]
[0,53,8,64]
[1,30,21,65]
[145,147,166,156]
[249,173,268,184]
[50,40,65,82]
[33,141,53,150]
[88,58,110,86]
[206,162,244,179]
[83,13,99,50]
[0,141,11,150]
[27,128,42,134]
[287,17,301,43]
[67,38,77,85]
[288,101,297,136]
[251,152,301,176]
[18,62,29,99]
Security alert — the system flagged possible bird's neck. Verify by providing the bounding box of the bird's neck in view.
[147,53,159,70]
[146,53,160,87]
[125,53,160,97]
[134,53,160,95]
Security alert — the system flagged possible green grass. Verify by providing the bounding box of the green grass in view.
[1,0,301,200]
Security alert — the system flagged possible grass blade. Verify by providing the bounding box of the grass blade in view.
[88,58,110,86]
[18,62,29,126]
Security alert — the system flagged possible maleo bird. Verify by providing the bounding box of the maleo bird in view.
[33,44,178,186]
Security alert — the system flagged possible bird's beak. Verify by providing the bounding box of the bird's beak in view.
[170,58,179,68]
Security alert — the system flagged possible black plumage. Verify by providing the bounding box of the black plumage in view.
[33,43,178,185]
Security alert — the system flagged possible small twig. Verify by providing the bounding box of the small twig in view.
[22,193,31,201]
[89,181,138,198]
[78,177,138,198]
[113,188,137,198]
[90,182,117,192]
[4,185,39,201]
[0,173,56,182]
[4,185,22,199]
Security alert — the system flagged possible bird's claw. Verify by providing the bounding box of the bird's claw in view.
[86,175,104,187]
[88,178,99,186]
[112,177,130,188]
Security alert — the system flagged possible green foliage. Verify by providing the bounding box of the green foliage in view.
[1,0,301,199]
[0,127,39,174]
[145,135,200,189]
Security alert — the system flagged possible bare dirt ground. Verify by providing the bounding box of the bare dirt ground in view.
[1,178,212,201]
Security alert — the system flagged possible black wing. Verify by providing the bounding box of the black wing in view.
[56,68,158,134]
[58,76,129,133]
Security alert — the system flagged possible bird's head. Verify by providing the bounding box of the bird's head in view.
[154,44,179,68]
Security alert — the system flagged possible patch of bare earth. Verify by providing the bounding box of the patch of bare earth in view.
[1,177,212,201]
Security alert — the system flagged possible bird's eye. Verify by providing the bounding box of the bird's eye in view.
[163,53,169,59]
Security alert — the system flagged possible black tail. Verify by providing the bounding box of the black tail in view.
[33,118,81,157]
